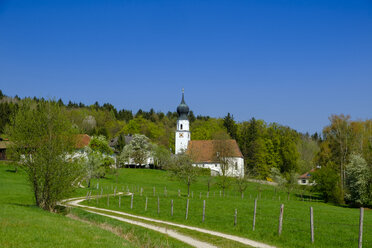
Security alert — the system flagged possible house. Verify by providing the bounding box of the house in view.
[0,138,10,160]
[298,168,316,186]
[175,90,244,177]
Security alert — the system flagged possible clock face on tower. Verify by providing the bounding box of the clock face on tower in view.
[179,133,184,138]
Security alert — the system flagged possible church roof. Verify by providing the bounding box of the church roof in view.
[177,90,189,120]
[187,139,243,163]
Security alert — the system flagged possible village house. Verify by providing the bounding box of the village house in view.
[297,168,316,186]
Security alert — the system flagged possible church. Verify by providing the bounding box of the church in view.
[175,90,245,178]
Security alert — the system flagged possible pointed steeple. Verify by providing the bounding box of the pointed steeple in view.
[177,88,189,120]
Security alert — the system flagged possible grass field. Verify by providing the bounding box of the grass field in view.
[81,168,372,248]
[0,162,191,248]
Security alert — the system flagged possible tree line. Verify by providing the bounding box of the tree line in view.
[1,90,371,207]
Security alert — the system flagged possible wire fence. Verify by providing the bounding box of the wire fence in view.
[84,184,371,248]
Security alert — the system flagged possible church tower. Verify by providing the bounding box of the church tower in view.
[175,89,190,154]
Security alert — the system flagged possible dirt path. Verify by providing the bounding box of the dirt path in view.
[61,194,276,248]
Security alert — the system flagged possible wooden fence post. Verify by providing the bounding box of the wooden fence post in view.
[241,192,244,199]
[234,209,238,226]
[171,199,174,216]
[278,204,284,235]
[202,200,206,222]
[207,192,209,198]
[114,187,116,197]
[140,187,143,196]
[145,197,148,211]
[359,207,364,248]
[119,196,121,208]
[310,207,314,243]
[185,199,189,220]
[130,194,133,209]
[107,194,109,206]
[253,198,257,231]
[157,197,160,214]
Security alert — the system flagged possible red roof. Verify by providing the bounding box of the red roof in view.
[75,134,91,149]
[186,139,243,163]
[298,168,316,179]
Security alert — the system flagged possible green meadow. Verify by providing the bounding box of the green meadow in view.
[1,161,371,248]
[83,168,372,248]
[0,162,191,248]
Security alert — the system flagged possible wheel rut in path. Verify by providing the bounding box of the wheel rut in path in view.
[61,193,276,248]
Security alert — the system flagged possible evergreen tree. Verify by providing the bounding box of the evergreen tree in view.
[223,113,237,140]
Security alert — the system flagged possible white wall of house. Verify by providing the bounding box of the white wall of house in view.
[192,157,244,178]
[297,178,315,186]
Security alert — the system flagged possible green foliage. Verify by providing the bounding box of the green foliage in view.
[313,162,343,203]
[152,144,172,169]
[345,154,371,206]
[89,135,113,155]
[191,118,228,140]
[167,152,198,196]
[5,100,82,211]
[80,147,106,187]
[119,134,152,166]
[223,113,237,140]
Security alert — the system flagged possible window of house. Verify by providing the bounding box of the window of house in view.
[235,162,238,170]
[302,179,306,184]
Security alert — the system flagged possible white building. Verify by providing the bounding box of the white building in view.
[175,90,244,177]
[297,169,316,186]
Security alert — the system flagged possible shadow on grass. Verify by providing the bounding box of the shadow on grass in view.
[5,169,18,173]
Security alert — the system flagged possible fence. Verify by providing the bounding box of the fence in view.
[84,185,371,248]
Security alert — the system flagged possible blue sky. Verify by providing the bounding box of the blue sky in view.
[0,0,371,134]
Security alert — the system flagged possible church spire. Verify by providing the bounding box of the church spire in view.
[177,88,189,120]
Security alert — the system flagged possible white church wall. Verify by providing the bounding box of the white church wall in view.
[192,157,244,178]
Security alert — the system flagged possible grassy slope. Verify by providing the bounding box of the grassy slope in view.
[0,162,191,248]
[83,168,372,248]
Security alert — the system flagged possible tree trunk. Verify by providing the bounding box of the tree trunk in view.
[188,182,190,197]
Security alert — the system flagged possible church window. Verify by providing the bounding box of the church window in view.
[180,124,183,130]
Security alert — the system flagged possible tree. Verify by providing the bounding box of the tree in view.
[345,154,371,206]
[89,135,113,155]
[168,153,198,196]
[81,147,105,188]
[214,139,234,196]
[5,100,82,211]
[223,113,237,140]
[284,171,299,200]
[119,134,152,167]
[235,177,249,198]
[152,144,172,169]
[312,162,343,203]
